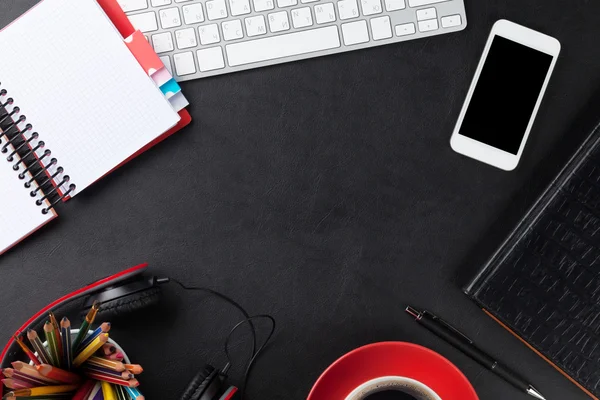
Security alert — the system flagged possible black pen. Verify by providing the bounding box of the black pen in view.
[405,306,545,400]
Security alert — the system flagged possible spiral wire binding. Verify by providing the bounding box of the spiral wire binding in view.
[0,83,75,214]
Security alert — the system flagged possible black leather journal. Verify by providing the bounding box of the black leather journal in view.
[465,122,600,399]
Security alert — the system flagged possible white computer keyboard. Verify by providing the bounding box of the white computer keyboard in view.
[118,0,467,82]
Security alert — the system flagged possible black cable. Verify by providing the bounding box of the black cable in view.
[224,315,276,400]
[170,278,257,359]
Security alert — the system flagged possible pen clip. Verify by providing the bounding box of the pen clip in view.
[424,311,473,343]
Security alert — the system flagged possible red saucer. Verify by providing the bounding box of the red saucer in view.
[307,342,478,400]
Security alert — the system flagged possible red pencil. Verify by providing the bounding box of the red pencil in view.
[36,364,81,384]
[13,334,41,366]
[83,371,139,387]
[72,379,96,400]
[1,378,34,389]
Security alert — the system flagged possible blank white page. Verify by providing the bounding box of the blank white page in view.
[0,0,180,196]
[0,150,57,255]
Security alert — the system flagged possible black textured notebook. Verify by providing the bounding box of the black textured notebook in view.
[465,123,600,399]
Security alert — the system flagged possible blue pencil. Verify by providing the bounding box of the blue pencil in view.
[124,386,144,400]
[60,317,72,370]
[77,322,111,352]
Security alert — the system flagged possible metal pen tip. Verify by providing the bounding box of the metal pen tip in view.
[527,386,546,400]
[405,306,420,319]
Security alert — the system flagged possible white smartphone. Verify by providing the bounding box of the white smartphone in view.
[450,20,561,171]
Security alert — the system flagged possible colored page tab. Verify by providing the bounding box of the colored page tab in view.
[160,78,181,99]
[124,30,164,75]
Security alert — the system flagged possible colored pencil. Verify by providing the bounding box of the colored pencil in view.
[83,371,139,387]
[2,370,48,387]
[102,344,117,357]
[73,333,109,367]
[115,384,128,400]
[109,351,124,361]
[124,364,143,375]
[49,312,64,367]
[44,321,60,367]
[13,334,41,366]
[10,363,60,384]
[124,386,145,400]
[101,380,117,400]
[1,378,34,389]
[85,356,125,372]
[73,380,96,400]
[83,364,134,380]
[36,364,81,384]
[78,323,111,351]
[72,301,100,352]
[60,317,73,370]
[3,395,73,400]
[6,384,79,396]
[27,329,53,365]
[86,382,102,400]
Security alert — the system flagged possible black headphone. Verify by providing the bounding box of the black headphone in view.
[1,264,275,400]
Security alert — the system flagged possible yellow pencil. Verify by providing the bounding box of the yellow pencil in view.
[101,380,117,400]
[73,333,109,367]
[7,384,78,396]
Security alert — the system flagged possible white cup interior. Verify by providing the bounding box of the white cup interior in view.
[344,376,442,400]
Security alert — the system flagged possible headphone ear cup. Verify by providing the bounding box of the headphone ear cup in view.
[181,365,220,400]
[92,286,162,320]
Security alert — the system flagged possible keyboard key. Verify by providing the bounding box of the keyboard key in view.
[175,0,194,2]
[159,7,182,28]
[253,0,275,11]
[197,47,226,71]
[183,4,205,24]
[152,32,174,53]
[226,25,340,66]
[416,7,436,20]
[361,0,382,16]
[206,0,228,20]
[174,52,197,75]
[222,20,244,40]
[268,11,290,32]
[408,0,447,6]
[301,0,320,3]
[230,0,252,15]
[117,0,148,12]
[418,18,438,32]
[277,0,298,7]
[151,0,171,5]
[291,7,313,28]
[395,22,415,36]
[441,14,461,28]
[128,12,158,32]
[385,0,405,11]
[341,20,369,45]
[199,23,221,44]
[245,15,267,36]
[175,27,198,48]
[159,55,173,75]
[315,3,336,24]
[370,16,392,40]
[338,0,359,20]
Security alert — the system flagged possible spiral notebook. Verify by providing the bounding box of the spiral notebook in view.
[0,0,190,255]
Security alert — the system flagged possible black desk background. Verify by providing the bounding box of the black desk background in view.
[1,1,599,399]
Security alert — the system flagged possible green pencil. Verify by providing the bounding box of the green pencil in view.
[43,321,60,367]
[72,301,99,353]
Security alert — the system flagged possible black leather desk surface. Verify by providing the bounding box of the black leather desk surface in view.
[1,1,600,399]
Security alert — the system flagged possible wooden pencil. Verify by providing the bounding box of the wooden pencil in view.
[13,334,41,366]
[86,382,102,400]
[1,378,34,389]
[73,333,109,367]
[10,363,60,384]
[7,384,79,396]
[72,301,100,352]
[102,343,117,356]
[109,351,124,361]
[124,386,145,400]
[78,322,111,351]
[36,364,81,384]
[83,364,134,380]
[44,321,60,367]
[48,312,63,367]
[60,317,73,370]
[124,364,143,375]
[83,371,139,387]
[115,384,128,400]
[72,379,96,400]
[101,380,117,400]
[85,356,125,372]
[26,329,52,365]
